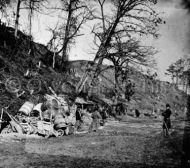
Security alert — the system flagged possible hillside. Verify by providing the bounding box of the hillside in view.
[0,23,187,117]
[67,61,187,116]
[0,23,76,114]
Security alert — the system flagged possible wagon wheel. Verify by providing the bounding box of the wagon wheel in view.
[27,77,41,94]
[5,77,21,93]
[57,129,64,137]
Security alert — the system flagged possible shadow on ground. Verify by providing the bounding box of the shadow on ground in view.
[0,115,188,168]
[181,95,190,168]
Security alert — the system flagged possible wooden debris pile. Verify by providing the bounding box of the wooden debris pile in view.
[0,93,77,138]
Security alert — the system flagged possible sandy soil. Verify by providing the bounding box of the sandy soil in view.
[0,116,186,168]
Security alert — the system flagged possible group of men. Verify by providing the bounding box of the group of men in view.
[47,97,173,136]
[75,105,108,133]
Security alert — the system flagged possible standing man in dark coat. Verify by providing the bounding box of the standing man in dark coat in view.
[162,104,172,136]
[100,106,108,126]
[75,107,83,131]
[89,106,102,132]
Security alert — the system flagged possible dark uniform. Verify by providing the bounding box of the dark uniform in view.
[89,110,102,132]
[100,107,108,125]
[75,108,82,131]
[162,107,172,130]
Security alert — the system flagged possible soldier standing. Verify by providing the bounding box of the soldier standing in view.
[162,104,172,136]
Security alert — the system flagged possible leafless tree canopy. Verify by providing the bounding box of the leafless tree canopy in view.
[88,0,163,93]
[0,0,163,97]
[48,0,93,65]
[0,0,10,10]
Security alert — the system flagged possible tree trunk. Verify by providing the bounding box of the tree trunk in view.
[183,76,185,91]
[91,16,121,81]
[114,68,119,94]
[186,78,188,94]
[76,4,122,94]
[29,0,32,37]
[14,0,21,38]
[61,2,72,65]
[183,76,186,92]
[172,74,174,84]
[62,44,68,63]
[176,73,179,87]
[28,0,33,55]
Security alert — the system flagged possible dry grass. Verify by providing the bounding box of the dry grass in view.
[0,117,185,168]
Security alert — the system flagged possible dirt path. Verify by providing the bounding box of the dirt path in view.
[0,117,186,168]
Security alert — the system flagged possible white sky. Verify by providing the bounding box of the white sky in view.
[153,0,190,81]
[2,0,190,81]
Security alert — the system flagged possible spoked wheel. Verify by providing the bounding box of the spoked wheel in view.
[27,77,41,94]
[57,129,64,137]
[5,77,21,93]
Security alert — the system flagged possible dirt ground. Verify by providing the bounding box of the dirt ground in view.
[0,116,187,168]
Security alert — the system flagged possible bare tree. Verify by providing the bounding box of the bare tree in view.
[49,0,93,68]
[0,0,10,11]
[23,0,47,34]
[14,0,47,38]
[174,58,185,86]
[166,64,176,84]
[77,0,163,94]
[92,0,162,73]
[14,0,21,37]
[166,58,185,86]
[0,0,11,27]
[47,22,61,69]
[106,38,156,94]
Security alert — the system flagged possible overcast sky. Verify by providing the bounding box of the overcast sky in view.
[3,0,190,81]
[155,0,190,80]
